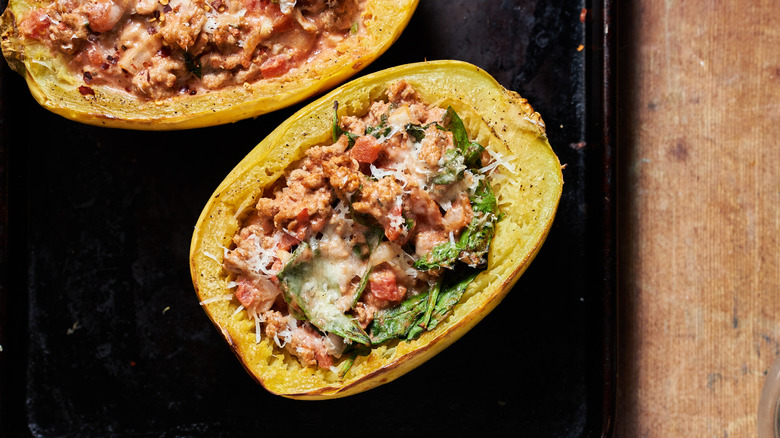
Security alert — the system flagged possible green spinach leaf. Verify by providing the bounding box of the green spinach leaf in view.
[444,106,485,167]
[405,123,427,142]
[277,242,371,345]
[368,291,429,345]
[365,113,391,139]
[406,270,479,340]
[425,269,480,330]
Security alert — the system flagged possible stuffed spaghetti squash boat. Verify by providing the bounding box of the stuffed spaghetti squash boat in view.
[189,60,563,399]
[0,0,417,129]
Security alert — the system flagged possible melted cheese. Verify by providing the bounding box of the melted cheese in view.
[310,219,367,292]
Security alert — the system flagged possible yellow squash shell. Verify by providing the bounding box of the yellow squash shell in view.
[189,60,563,399]
[0,0,418,130]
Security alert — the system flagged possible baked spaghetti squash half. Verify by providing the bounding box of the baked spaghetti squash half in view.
[189,60,563,399]
[0,0,417,129]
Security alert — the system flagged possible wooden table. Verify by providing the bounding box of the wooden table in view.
[615,0,780,436]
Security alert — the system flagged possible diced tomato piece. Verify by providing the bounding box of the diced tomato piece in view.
[384,226,400,242]
[296,208,310,224]
[350,135,382,163]
[314,349,333,369]
[290,208,311,240]
[77,44,105,69]
[235,276,260,307]
[369,268,405,301]
[260,54,291,78]
[278,232,300,251]
[19,10,50,39]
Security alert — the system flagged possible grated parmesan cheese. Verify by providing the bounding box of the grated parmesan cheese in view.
[199,293,235,305]
[481,148,517,175]
[203,251,221,264]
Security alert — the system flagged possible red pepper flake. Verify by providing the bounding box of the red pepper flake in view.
[147,26,157,35]
[101,63,109,69]
[78,85,95,96]
[580,8,588,23]
[106,55,117,65]
[163,4,172,13]
[83,71,93,84]
[158,46,171,58]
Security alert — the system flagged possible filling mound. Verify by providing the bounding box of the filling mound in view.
[221,81,504,372]
[16,0,364,99]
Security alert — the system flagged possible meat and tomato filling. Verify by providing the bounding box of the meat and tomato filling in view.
[222,81,503,371]
[17,0,364,99]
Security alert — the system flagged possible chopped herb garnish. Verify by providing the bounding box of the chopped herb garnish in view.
[405,123,427,142]
[366,113,391,139]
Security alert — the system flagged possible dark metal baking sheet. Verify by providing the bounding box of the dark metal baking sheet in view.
[0,0,615,436]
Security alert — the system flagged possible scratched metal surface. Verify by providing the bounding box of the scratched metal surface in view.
[0,0,614,436]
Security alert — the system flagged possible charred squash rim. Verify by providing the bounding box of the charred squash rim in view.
[0,0,418,130]
[189,60,563,399]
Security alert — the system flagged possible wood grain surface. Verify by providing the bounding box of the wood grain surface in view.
[616,0,780,436]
